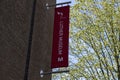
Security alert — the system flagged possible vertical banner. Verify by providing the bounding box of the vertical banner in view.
[51,6,70,68]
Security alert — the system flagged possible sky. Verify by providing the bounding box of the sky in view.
[56,0,75,6]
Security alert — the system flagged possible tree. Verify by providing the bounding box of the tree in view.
[52,0,120,80]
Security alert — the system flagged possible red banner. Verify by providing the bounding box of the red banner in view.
[51,6,70,68]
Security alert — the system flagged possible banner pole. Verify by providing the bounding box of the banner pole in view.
[46,1,71,8]
[40,70,69,77]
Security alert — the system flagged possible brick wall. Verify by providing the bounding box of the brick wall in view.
[0,0,55,80]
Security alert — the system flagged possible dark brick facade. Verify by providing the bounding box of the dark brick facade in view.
[0,0,55,80]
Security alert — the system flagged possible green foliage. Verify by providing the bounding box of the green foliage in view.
[52,0,120,80]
